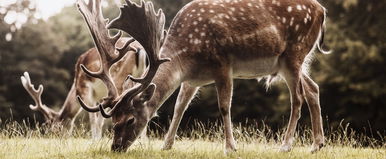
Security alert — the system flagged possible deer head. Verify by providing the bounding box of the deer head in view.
[77,0,169,151]
[21,72,61,124]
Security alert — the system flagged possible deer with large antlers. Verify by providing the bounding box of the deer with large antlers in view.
[77,0,330,153]
[21,39,146,138]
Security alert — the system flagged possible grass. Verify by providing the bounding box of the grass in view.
[0,121,385,159]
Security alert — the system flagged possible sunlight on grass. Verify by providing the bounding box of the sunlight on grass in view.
[0,121,385,159]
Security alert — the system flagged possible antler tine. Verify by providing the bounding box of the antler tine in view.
[20,72,52,117]
[98,84,143,118]
[108,0,170,86]
[77,0,137,112]
[92,0,171,117]
[76,95,101,112]
[112,37,137,64]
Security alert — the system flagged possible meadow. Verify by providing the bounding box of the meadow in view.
[0,121,384,159]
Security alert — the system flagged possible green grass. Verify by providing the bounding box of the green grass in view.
[0,121,385,159]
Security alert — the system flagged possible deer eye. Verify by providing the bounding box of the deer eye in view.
[126,118,135,126]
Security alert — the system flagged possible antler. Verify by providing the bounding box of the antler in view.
[20,72,55,120]
[96,0,170,117]
[76,0,137,112]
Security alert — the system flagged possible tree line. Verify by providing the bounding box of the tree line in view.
[0,0,385,135]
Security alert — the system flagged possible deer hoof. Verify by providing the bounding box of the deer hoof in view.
[161,143,173,151]
[224,145,237,155]
[310,142,325,153]
[279,144,292,152]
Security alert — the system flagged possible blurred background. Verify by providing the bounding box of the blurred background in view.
[0,0,385,138]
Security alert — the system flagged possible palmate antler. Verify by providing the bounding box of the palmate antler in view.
[95,0,171,117]
[76,0,137,114]
[21,72,58,120]
[77,0,169,118]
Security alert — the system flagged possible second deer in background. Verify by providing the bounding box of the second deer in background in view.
[21,38,146,139]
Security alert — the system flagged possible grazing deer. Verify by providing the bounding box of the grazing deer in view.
[21,39,146,139]
[77,0,330,153]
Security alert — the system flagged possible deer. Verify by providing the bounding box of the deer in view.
[76,0,330,153]
[20,38,146,139]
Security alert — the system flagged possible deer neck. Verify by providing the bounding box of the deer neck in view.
[57,83,80,121]
[146,46,183,117]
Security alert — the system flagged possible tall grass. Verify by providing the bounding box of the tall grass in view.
[0,119,385,159]
[1,119,383,148]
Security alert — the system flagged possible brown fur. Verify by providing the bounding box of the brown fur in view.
[80,0,328,153]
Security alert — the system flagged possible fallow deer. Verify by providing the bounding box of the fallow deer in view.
[77,0,330,153]
[21,38,146,139]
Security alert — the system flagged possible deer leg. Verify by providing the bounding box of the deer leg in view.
[279,67,304,152]
[162,83,199,150]
[95,113,105,139]
[89,112,104,139]
[140,125,148,140]
[67,108,82,135]
[215,71,237,154]
[302,73,325,152]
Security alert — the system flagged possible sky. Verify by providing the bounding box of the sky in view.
[1,0,113,41]
[1,0,75,41]
[34,0,77,19]
[1,0,76,20]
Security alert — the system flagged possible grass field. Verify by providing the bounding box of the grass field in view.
[0,121,385,159]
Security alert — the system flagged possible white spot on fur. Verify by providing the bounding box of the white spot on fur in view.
[209,9,214,13]
[194,39,201,44]
[296,5,302,10]
[287,6,292,12]
[290,17,294,26]
[282,17,286,23]
[295,24,299,31]
[188,34,193,38]
[247,3,252,7]
[193,21,198,25]
[200,32,206,36]
[200,8,205,13]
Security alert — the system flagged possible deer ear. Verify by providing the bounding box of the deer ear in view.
[139,84,156,102]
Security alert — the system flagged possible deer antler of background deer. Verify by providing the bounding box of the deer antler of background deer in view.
[21,72,58,121]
